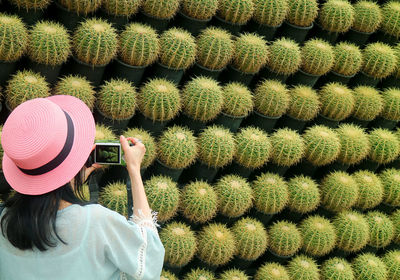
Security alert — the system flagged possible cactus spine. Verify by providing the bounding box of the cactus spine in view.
[287,255,320,280]
[219,270,249,280]
[301,39,334,76]
[269,220,302,257]
[59,0,102,15]
[181,0,219,20]
[381,168,400,207]
[383,250,400,280]
[362,43,398,79]
[270,128,305,167]
[183,268,215,280]
[286,0,319,27]
[10,0,50,10]
[254,79,289,118]
[319,83,355,121]
[392,210,400,245]
[381,1,400,39]
[161,270,178,280]
[368,128,400,164]
[0,14,28,62]
[287,86,320,121]
[221,82,253,117]
[336,124,370,165]
[217,0,254,25]
[352,253,388,280]
[95,124,117,141]
[54,75,96,110]
[142,0,180,19]
[351,86,383,121]
[353,170,383,210]
[267,38,301,75]
[321,258,355,280]
[366,211,394,248]
[98,182,128,217]
[381,88,400,121]
[123,128,157,169]
[287,175,320,214]
[352,1,382,34]
[253,0,288,27]
[255,263,290,280]
[318,0,355,33]
[332,42,363,77]
[102,0,142,16]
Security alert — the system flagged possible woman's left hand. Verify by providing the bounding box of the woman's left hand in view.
[82,145,102,182]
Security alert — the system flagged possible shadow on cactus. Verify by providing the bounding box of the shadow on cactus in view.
[181,0,219,20]
[123,128,157,169]
[287,175,320,214]
[0,13,28,62]
[368,128,400,165]
[362,43,398,79]
[254,79,289,118]
[300,39,334,76]
[10,0,51,10]
[380,88,400,122]
[353,170,383,210]
[54,75,96,110]
[336,124,370,165]
[98,182,128,217]
[392,210,400,245]
[219,269,249,280]
[161,270,178,280]
[380,1,400,40]
[182,268,215,280]
[383,250,400,280]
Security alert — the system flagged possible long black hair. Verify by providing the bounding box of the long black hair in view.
[1,169,88,251]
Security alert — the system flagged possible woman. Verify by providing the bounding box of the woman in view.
[0,95,164,280]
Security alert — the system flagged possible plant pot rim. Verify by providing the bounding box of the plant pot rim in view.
[319,114,341,122]
[269,249,294,259]
[137,111,171,124]
[195,62,225,73]
[252,20,282,29]
[283,20,313,30]
[115,57,148,69]
[99,7,133,18]
[298,68,320,78]
[95,104,134,121]
[72,55,108,68]
[358,70,379,81]
[330,70,356,79]
[254,110,281,120]
[228,64,257,75]
[141,10,172,21]
[349,28,374,36]
[214,14,244,27]
[178,11,211,23]
[350,115,373,122]
[220,111,247,119]
[286,114,308,122]
[155,158,182,171]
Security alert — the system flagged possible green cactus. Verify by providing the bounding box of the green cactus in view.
[234,127,271,169]
[217,0,254,25]
[10,0,50,10]
[196,223,236,266]
[351,86,383,121]
[98,182,128,217]
[214,175,253,218]
[383,250,400,280]
[318,0,355,33]
[197,125,236,168]
[319,83,355,121]
[255,263,290,280]
[76,183,90,201]
[73,18,118,65]
[253,79,289,118]
[5,70,50,110]
[142,0,180,19]
[221,82,253,117]
[59,0,102,15]
[321,171,359,212]
[287,86,320,121]
[54,75,96,110]
[287,175,320,214]
[161,270,178,280]
[301,39,334,76]
[232,217,268,261]
[252,172,289,215]
[336,124,370,165]
[269,128,305,167]
[381,1,400,39]
[96,79,137,120]
[392,210,400,244]
[381,168,400,207]
[353,171,383,210]
[381,88,400,121]
[196,27,234,71]
[303,125,341,166]
[352,253,388,280]
[0,13,28,62]
[321,258,355,280]
[159,28,196,70]
[119,23,159,67]
[366,211,394,248]
[232,33,269,74]
[362,43,398,79]
[352,1,382,34]
[286,0,319,27]
[181,0,218,20]
[183,268,215,280]
[180,181,218,224]
[157,126,198,169]
[143,175,180,222]
[137,78,181,122]
[123,128,157,169]
[160,221,197,267]
[332,42,363,77]
[369,128,400,164]
[102,0,142,16]
[333,210,370,253]
[267,37,301,75]
[95,124,117,141]
[269,220,302,257]
[219,269,249,280]
[287,255,320,280]
[253,0,288,27]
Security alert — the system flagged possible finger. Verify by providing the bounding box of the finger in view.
[126,137,138,145]
[120,135,130,150]
[91,144,96,152]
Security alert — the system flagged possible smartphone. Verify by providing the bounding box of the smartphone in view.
[94,143,122,165]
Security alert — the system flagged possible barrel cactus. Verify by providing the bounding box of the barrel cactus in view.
[286,0,319,27]
[137,78,181,122]
[269,128,305,167]
[102,0,142,16]
[383,250,400,280]
[221,83,253,117]
[368,128,400,164]
[352,1,382,34]
[287,255,320,280]
[160,221,197,267]
[321,258,355,280]
[59,0,102,15]
[332,42,363,77]
[98,182,128,217]
[267,38,301,75]
[0,13,28,62]
[255,263,290,280]
[366,211,394,248]
[352,254,388,280]
[217,0,254,25]
[161,270,178,280]
[119,23,159,67]
[253,0,288,27]
[381,168,400,207]
[219,270,249,280]
[10,0,50,10]
[319,82,355,121]
[353,170,383,210]
[95,124,117,141]
[362,43,397,79]
[351,86,383,121]
[287,86,320,121]
[392,210,400,244]
[181,0,219,20]
[183,268,215,280]
[287,175,320,214]
[336,124,370,165]
[381,1,400,39]
[54,75,96,110]
[380,88,400,121]
[142,0,180,19]
[269,220,302,257]
[318,0,354,33]
[157,126,198,169]
[123,128,157,169]
[253,79,289,118]
[300,39,334,76]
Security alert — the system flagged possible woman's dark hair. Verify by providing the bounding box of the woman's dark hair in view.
[1,169,88,251]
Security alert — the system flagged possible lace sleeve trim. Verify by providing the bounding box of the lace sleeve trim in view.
[129,209,159,234]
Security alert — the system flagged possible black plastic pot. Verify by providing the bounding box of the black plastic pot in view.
[277,21,313,44]
[170,113,207,135]
[256,66,289,84]
[0,171,11,195]
[272,208,304,223]
[184,62,224,81]
[286,160,318,178]
[245,20,280,41]
[210,15,243,36]
[374,202,396,215]
[94,107,132,134]
[275,115,307,133]
[213,214,241,226]
[262,163,290,177]
[218,161,253,179]
[345,116,370,128]
[62,56,107,87]
[220,64,255,86]
[104,58,146,87]
[368,30,398,46]
[240,111,279,133]
[327,248,350,259]
[26,60,62,85]
[312,114,340,128]
[9,5,44,26]
[380,76,400,89]
[339,28,372,47]
[129,113,169,137]
[0,60,17,86]
[179,161,219,184]
[144,159,183,182]
[368,117,398,130]
[172,11,210,36]
[224,256,254,271]
[138,10,170,33]
[212,112,244,133]
[150,62,184,85]
[287,69,320,87]
[349,71,379,87]
[316,71,354,87]
[307,22,339,44]
[249,208,274,226]
[349,159,380,172]
[53,1,91,32]
[96,8,131,30]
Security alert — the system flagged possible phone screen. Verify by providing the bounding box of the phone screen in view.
[95,144,121,164]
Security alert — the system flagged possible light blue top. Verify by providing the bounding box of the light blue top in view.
[0,204,165,280]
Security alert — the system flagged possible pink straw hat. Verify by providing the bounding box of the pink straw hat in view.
[1,95,95,195]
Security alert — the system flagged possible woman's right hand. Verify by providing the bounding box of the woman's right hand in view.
[120,135,146,174]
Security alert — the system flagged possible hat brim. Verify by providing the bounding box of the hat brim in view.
[2,95,96,195]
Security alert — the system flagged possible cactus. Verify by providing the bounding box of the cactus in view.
[181,0,218,20]
[183,268,215,280]
[287,86,320,121]
[159,28,196,70]
[54,75,96,110]
[269,128,305,167]
[301,39,334,76]
[137,78,181,122]
[9,0,50,10]
[234,127,271,169]
[252,172,289,215]
[73,18,118,65]
[232,33,269,74]
[123,128,157,169]
[351,86,383,121]
[119,23,159,67]
[161,270,178,280]
[217,0,254,25]
[332,42,363,77]
[96,79,136,120]
[391,210,400,244]
[253,0,288,27]
[219,270,249,280]
[160,221,197,267]
[98,182,128,217]
[352,1,382,34]
[287,255,320,280]
[102,0,142,16]
[267,38,301,75]
[232,217,268,261]
[197,125,236,168]
[0,13,28,62]
[383,250,400,280]
[381,168,400,207]
[253,79,289,118]
[196,223,236,266]
[352,253,388,280]
[255,263,290,280]
[142,0,180,19]
[353,171,383,210]
[333,210,369,253]
[221,82,253,117]
[303,125,341,166]
[368,128,400,164]
[214,175,253,218]
[381,1,400,39]
[59,0,102,15]
[269,220,302,257]
[381,88,400,121]
[336,124,370,165]
[181,77,224,122]
[5,70,50,110]
[362,43,398,79]
[157,126,197,169]
[76,183,90,202]
[321,171,359,212]
[366,211,394,248]
[143,175,180,222]
[286,0,319,27]
[321,258,355,280]
[318,0,354,33]
[180,181,218,224]
[196,27,234,71]
[95,124,117,141]
[319,83,355,121]
[287,175,320,214]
